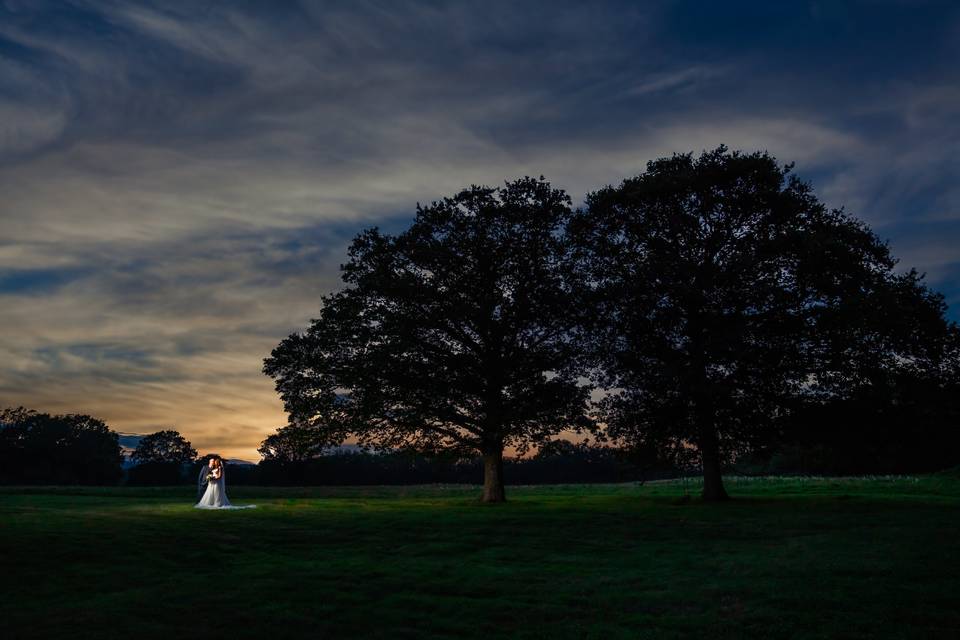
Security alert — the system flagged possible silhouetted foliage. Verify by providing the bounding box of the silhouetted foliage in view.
[126,460,188,485]
[256,451,470,486]
[216,459,259,485]
[258,423,326,462]
[264,178,592,502]
[131,429,197,464]
[570,147,958,500]
[514,439,654,484]
[126,430,197,485]
[746,356,960,475]
[0,407,123,485]
[252,441,654,486]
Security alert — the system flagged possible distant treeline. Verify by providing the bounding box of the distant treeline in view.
[250,443,655,486]
[124,441,660,487]
[751,370,960,476]
[0,407,122,485]
[3,382,959,486]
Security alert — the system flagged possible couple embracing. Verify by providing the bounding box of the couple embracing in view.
[194,455,255,510]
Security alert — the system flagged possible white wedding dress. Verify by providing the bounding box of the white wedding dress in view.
[194,465,255,510]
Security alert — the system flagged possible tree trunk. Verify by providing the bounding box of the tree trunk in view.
[481,448,506,503]
[699,424,729,501]
[690,342,729,502]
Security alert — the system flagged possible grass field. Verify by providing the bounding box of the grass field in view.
[2,476,959,639]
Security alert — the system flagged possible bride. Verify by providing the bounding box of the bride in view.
[195,456,255,509]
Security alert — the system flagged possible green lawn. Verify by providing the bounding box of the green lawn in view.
[2,476,959,639]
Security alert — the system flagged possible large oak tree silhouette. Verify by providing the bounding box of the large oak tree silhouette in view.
[570,146,956,500]
[264,177,590,502]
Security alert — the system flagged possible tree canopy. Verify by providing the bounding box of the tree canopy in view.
[258,422,328,463]
[264,177,591,501]
[131,429,197,465]
[0,407,123,485]
[569,146,958,500]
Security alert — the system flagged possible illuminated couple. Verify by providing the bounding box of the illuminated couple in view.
[194,455,255,510]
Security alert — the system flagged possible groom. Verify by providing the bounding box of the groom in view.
[196,456,216,501]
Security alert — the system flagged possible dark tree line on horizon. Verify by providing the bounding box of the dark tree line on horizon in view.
[3,390,960,487]
[0,414,664,487]
[263,147,960,502]
[0,407,123,485]
[0,415,204,486]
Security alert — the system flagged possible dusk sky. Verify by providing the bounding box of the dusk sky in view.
[1,1,958,460]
